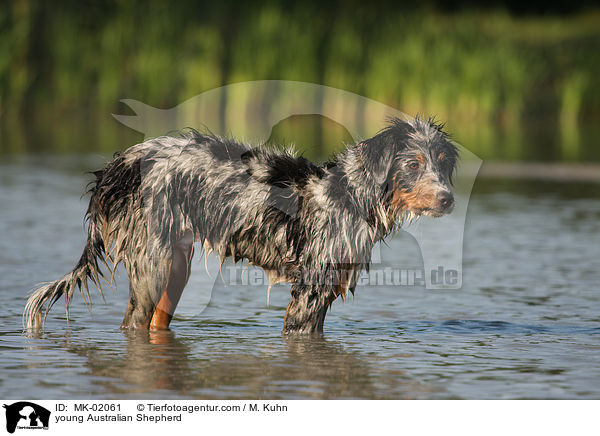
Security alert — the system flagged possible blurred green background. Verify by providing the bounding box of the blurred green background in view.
[1,0,599,161]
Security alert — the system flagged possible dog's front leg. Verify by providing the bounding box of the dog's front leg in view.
[283,283,337,334]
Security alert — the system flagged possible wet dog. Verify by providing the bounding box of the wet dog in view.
[24,116,458,333]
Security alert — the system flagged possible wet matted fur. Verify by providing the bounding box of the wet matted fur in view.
[24,116,458,333]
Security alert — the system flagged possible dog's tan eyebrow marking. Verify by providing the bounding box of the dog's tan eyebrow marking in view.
[438,152,445,160]
[416,154,426,165]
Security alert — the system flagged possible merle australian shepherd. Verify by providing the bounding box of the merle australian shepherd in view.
[24,116,458,333]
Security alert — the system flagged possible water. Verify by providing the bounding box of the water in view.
[1,155,599,399]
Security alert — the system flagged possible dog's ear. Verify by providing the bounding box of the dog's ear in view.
[359,138,393,186]
[359,119,410,186]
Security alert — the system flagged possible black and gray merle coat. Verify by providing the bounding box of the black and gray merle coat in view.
[24,117,457,333]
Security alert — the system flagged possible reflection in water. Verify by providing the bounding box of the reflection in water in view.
[52,330,430,399]
[120,331,193,393]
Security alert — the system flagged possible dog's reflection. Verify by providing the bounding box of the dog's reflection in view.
[66,328,428,399]
[63,328,433,399]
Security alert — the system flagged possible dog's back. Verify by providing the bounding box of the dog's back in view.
[23,132,328,329]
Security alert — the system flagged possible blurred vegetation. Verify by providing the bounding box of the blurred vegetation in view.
[0,0,599,161]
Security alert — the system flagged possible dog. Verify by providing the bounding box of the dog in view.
[24,116,458,333]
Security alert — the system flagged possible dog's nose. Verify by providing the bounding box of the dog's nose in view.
[437,191,454,211]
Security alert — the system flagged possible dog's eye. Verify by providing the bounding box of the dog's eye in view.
[408,161,420,170]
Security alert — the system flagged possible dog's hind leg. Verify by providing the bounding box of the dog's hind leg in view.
[120,274,161,329]
[120,284,137,328]
[149,230,194,330]
[120,230,194,330]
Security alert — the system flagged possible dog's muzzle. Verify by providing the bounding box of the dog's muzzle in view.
[434,190,455,215]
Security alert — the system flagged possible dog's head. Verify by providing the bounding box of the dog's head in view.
[360,116,458,219]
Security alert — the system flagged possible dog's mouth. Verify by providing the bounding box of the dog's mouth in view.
[420,208,445,218]
[413,202,454,218]
[415,207,438,217]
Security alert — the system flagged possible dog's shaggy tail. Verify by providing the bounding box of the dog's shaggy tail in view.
[23,223,108,331]
[23,151,143,331]
[23,179,110,331]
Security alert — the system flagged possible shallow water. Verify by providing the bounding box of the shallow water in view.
[1,155,599,399]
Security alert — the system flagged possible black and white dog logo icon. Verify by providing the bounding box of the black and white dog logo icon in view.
[3,402,50,433]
